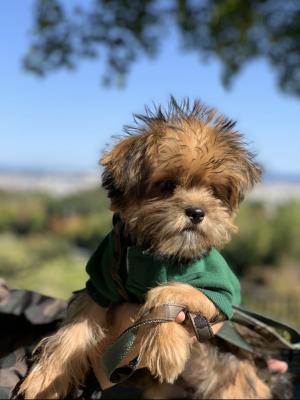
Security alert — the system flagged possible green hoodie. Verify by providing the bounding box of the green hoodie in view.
[86,221,241,320]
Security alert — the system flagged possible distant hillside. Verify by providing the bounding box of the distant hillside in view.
[0,168,300,203]
[0,169,99,196]
[250,182,300,204]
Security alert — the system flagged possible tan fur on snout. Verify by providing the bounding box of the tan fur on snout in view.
[122,187,237,261]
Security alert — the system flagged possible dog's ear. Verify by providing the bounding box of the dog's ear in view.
[100,134,150,199]
[228,156,262,209]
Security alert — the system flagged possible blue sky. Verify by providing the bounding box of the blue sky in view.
[1,1,300,175]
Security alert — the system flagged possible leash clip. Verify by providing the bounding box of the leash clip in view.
[185,311,214,341]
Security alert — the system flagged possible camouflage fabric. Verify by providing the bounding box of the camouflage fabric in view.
[0,279,299,399]
[0,279,66,399]
[0,279,141,399]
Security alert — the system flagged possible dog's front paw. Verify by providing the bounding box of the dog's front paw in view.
[139,321,191,383]
[144,282,219,320]
[137,283,219,383]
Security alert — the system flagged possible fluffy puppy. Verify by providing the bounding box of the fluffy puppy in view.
[19,98,267,399]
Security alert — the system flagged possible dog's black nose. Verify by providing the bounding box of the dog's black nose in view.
[185,207,205,224]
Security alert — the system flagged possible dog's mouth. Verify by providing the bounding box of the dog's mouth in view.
[181,224,200,233]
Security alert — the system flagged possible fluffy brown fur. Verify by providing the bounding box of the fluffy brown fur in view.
[141,336,292,399]
[102,97,261,261]
[18,292,106,398]
[137,283,220,383]
[141,342,272,400]
[18,97,277,399]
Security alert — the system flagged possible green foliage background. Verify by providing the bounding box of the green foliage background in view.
[0,188,112,297]
[0,188,299,327]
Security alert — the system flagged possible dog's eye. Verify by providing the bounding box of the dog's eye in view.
[158,180,176,194]
[210,184,232,208]
[210,185,225,201]
[210,185,219,198]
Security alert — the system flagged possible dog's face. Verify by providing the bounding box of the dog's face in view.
[101,98,261,262]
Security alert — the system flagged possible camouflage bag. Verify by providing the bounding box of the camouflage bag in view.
[0,280,141,399]
[0,279,66,399]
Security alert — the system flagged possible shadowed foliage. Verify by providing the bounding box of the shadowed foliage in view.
[25,0,300,94]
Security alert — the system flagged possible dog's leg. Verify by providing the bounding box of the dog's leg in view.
[137,283,219,384]
[90,303,142,390]
[180,341,271,399]
[18,291,106,399]
[219,360,271,399]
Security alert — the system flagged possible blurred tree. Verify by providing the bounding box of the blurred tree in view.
[25,0,300,94]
